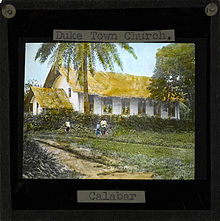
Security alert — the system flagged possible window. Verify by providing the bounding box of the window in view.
[103,97,113,114]
[154,103,161,117]
[122,98,130,115]
[68,88,71,97]
[88,95,94,113]
[138,99,146,114]
[168,103,175,117]
[36,102,39,114]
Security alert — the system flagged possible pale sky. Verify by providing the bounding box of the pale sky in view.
[25,43,170,85]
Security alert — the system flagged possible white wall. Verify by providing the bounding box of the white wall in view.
[161,104,168,119]
[53,75,69,96]
[52,75,79,111]
[94,95,102,115]
[130,98,138,115]
[32,99,37,115]
[112,97,122,115]
[69,91,80,111]
[32,98,42,115]
[78,93,84,113]
[175,102,180,119]
[146,100,154,116]
[38,104,42,115]
[51,75,181,119]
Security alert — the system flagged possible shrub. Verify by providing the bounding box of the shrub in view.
[23,138,82,179]
[24,110,194,133]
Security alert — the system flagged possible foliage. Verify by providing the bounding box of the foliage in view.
[24,111,195,180]
[85,138,194,179]
[23,138,82,179]
[39,126,194,150]
[24,109,76,131]
[110,126,194,149]
[148,43,195,120]
[24,110,194,133]
[24,79,41,99]
[36,132,194,179]
[35,43,137,76]
[179,101,192,120]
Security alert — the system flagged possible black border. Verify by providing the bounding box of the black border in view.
[13,11,210,211]
[0,0,219,220]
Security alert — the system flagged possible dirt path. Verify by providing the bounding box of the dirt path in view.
[35,138,154,179]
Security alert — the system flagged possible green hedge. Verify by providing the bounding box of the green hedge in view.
[24,109,194,133]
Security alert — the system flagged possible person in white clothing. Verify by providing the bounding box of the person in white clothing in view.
[100,116,107,135]
[65,121,70,133]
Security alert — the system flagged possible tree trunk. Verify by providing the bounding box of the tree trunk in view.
[83,43,90,114]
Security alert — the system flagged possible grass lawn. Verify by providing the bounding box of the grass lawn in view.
[26,124,195,179]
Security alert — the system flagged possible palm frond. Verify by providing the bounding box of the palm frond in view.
[118,43,138,59]
[34,42,138,90]
[35,43,58,63]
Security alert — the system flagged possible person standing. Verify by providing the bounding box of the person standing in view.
[96,121,101,135]
[65,121,70,133]
[100,117,107,135]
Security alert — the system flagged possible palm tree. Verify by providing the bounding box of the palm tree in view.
[35,42,137,113]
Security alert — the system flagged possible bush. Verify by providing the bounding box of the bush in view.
[24,109,77,131]
[23,138,82,179]
[24,109,194,133]
[108,115,194,132]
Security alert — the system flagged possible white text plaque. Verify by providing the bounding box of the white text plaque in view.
[77,190,146,203]
[53,30,175,42]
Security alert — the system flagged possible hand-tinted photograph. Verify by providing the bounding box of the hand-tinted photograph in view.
[23,42,195,180]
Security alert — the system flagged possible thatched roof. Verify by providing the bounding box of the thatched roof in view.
[59,67,151,98]
[24,89,34,111]
[43,66,62,88]
[31,86,72,109]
